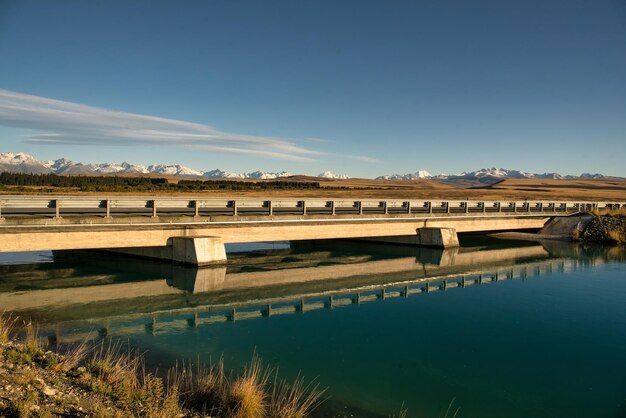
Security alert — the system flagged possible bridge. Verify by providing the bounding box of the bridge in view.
[1,195,624,265]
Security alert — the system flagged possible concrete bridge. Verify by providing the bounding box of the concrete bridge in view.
[1,195,624,264]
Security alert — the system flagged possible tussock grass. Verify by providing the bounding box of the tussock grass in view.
[53,338,90,373]
[227,354,269,418]
[174,358,227,413]
[268,373,326,418]
[0,312,17,344]
[2,316,328,417]
[23,320,43,355]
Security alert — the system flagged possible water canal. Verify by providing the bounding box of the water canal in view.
[1,237,625,417]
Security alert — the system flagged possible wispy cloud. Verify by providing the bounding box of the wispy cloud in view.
[346,154,379,163]
[0,89,322,162]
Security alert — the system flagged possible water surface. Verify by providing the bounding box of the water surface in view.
[1,238,625,417]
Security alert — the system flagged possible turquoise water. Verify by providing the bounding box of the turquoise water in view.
[1,238,625,417]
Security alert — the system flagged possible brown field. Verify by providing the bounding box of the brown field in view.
[2,176,626,200]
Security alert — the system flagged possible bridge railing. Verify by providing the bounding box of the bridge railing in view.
[0,196,624,219]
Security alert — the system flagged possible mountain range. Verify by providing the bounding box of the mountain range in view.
[0,152,610,181]
[376,167,607,181]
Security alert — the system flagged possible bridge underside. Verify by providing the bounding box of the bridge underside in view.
[0,216,550,265]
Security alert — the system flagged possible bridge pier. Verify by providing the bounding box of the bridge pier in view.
[417,227,459,248]
[106,236,227,266]
[349,227,460,248]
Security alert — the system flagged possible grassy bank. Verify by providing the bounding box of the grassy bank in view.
[0,315,326,418]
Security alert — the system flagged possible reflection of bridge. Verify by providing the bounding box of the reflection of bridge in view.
[0,245,549,310]
[47,257,593,344]
[1,243,608,343]
[2,196,623,264]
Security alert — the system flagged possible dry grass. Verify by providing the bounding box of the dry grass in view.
[23,320,43,355]
[268,373,326,418]
[1,317,328,418]
[174,358,227,414]
[53,337,91,373]
[227,355,269,418]
[0,312,18,344]
[589,207,626,217]
[607,228,626,244]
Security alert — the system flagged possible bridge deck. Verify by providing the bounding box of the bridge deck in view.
[1,196,623,253]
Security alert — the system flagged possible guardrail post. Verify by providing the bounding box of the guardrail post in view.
[383,201,388,214]
[194,200,199,217]
[538,202,543,213]
[428,201,433,214]
[267,200,273,216]
[105,200,111,218]
[151,200,158,218]
[0,202,3,220]
[232,200,237,216]
[446,202,450,214]
[331,200,335,215]
[481,201,486,213]
[358,201,363,215]
[496,202,501,213]
[302,200,307,215]
[464,201,469,213]
[54,199,61,218]
[406,201,411,214]
[511,202,516,212]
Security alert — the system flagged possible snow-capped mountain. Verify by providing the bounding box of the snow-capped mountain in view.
[376,170,432,180]
[318,171,350,179]
[377,167,608,181]
[146,164,203,177]
[0,152,295,179]
[0,152,51,174]
[203,169,246,179]
[0,152,612,180]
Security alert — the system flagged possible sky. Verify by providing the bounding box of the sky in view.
[0,0,625,178]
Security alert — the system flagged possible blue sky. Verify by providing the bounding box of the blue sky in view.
[0,0,625,177]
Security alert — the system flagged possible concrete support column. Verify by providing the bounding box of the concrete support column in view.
[417,227,460,248]
[171,237,227,266]
[105,236,227,266]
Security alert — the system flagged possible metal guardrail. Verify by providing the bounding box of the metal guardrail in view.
[0,196,624,219]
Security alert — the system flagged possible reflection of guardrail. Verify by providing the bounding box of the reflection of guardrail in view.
[46,256,596,343]
[1,195,624,220]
